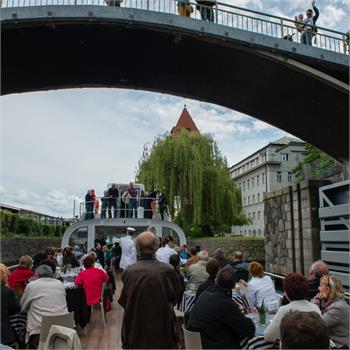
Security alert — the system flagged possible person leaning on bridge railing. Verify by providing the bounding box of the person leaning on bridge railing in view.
[177,0,193,17]
[300,0,320,46]
[105,0,122,6]
[195,0,216,22]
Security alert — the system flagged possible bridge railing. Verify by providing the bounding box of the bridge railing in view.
[1,0,348,54]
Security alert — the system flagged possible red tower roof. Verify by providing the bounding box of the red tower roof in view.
[171,106,199,135]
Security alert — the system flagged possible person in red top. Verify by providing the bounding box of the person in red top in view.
[74,255,109,306]
[8,255,34,296]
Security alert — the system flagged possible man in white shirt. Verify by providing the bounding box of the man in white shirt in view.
[155,235,177,264]
[21,265,68,348]
[119,227,137,270]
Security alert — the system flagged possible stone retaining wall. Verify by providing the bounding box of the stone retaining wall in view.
[264,180,329,276]
[187,238,265,262]
[0,237,61,265]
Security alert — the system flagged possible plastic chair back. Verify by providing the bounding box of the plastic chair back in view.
[182,324,202,349]
[38,313,74,349]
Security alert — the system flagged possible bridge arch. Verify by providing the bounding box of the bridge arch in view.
[2,5,349,160]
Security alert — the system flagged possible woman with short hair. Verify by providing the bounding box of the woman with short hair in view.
[1,263,21,346]
[264,272,321,342]
[74,255,109,306]
[8,255,34,295]
[247,261,276,308]
[312,275,349,348]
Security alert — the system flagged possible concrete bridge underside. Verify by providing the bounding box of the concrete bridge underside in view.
[1,6,349,160]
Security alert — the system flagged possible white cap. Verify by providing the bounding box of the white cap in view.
[127,227,136,232]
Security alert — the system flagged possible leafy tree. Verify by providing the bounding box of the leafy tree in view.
[136,130,249,235]
[292,144,336,181]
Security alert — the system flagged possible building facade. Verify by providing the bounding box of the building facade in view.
[230,137,306,237]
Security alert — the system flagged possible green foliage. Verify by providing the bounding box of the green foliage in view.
[136,130,249,235]
[292,144,336,181]
[0,210,65,237]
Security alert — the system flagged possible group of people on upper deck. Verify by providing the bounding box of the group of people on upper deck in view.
[84,182,168,221]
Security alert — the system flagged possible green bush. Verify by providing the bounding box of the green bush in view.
[0,210,64,238]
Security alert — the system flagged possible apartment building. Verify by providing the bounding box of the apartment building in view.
[230,137,306,236]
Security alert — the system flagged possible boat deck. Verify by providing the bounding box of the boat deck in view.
[79,274,123,349]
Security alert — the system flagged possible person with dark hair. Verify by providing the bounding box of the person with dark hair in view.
[111,242,122,271]
[8,255,34,295]
[118,232,181,349]
[194,259,219,302]
[179,244,190,260]
[264,272,321,342]
[155,235,177,264]
[85,189,94,220]
[74,255,109,306]
[300,0,320,45]
[169,254,185,307]
[32,252,47,270]
[107,183,119,218]
[195,0,215,22]
[280,310,329,349]
[229,250,249,282]
[62,246,80,268]
[214,248,230,268]
[186,247,200,268]
[187,266,255,349]
[158,192,168,220]
[143,192,153,219]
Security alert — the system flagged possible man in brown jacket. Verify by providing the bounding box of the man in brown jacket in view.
[118,231,181,349]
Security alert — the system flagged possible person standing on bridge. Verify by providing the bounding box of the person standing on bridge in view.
[301,0,319,46]
[195,0,216,22]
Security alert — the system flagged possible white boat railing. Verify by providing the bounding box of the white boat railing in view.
[1,0,348,54]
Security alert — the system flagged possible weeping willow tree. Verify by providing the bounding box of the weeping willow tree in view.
[136,130,249,235]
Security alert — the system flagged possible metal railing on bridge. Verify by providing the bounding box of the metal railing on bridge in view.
[1,0,348,54]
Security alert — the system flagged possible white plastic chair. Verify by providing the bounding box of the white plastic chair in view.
[182,324,202,349]
[91,282,106,327]
[38,313,75,350]
[44,325,82,350]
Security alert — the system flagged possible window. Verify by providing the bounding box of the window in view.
[252,195,255,203]
[252,177,255,188]
[248,212,251,218]
[240,230,242,235]
[257,175,260,186]
[248,196,250,205]
[244,230,247,235]
[288,172,293,182]
[239,183,242,191]
[257,193,260,202]
[277,171,282,182]
[243,197,246,205]
[262,173,265,184]
[253,212,255,220]
[243,181,246,191]
[281,153,289,161]
[247,179,250,189]
[258,211,261,220]
[295,154,299,161]
[253,230,256,236]
[258,229,261,236]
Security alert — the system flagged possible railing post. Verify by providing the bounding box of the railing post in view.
[215,0,218,23]
[146,0,149,11]
[280,18,284,38]
[343,33,348,54]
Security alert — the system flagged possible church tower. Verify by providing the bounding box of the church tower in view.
[171,105,199,135]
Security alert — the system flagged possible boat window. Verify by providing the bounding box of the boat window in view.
[162,227,180,246]
[95,226,148,247]
[68,227,88,253]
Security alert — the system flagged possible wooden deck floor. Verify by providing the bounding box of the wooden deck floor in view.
[79,273,123,349]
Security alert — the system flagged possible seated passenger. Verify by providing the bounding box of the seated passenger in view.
[264,272,321,342]
[1,264,21,346]
[280,310,330,349]
[187,250,209,290]
[247,261,276,307]
[75,255,109,306]
[306,260,329,300]
[194,259,219,302]
[169,254,185,308]
[21,265,68,348]
[155,236,177,264]
[185,247,200,269]
[214,248,230,269]
[8,255,34,295]
[311,275,349,348]
[187,266,255,349]
[229,250,249,282]
[62,246,80,268]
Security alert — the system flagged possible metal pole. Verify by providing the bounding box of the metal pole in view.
[280,18,284,38]
[215,0,218,23]
[73,199,76,219]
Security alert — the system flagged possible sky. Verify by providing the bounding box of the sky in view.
[1,0,349,218]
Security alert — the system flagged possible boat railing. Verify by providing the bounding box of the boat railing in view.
[1,0,348,54]
[79,195,163,220]
[265,271,350,301]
